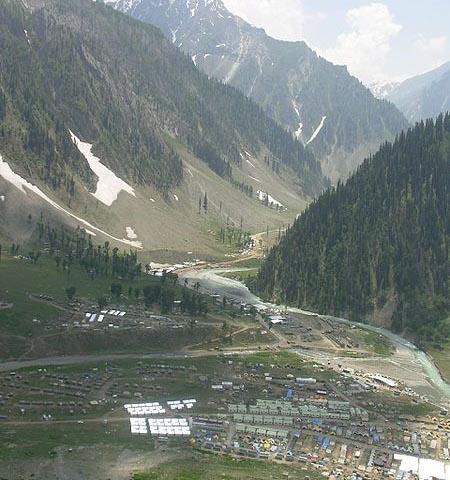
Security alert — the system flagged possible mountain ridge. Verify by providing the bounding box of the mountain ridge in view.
[384,62,450,122]
[103,0,410,182]
[253,115,450,343]
[0,0,326,252]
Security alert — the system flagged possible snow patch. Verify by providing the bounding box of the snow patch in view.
[188,0,198,17]
[122,238,142,248]
[224,35,249,83]
[170,28,178,43]
[126,227,138,240]
[256,190,284,209]
[292,102,303,139]
[173,194,179,202]
[124,227,142,248]
[249,175,261,183]
[307,116,327,145]
[102,0,142,12]
[295,122,304,140]
[369,80,400,99]
[69,130,135,206]
[23,29,31,46]
[0,154,142,249]
[246,159,255,168]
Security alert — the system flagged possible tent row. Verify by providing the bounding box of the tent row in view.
[149,426,191,436]
[168,399,196,410]
[148,418,188,426]
[129,417,191,436]
[125,400,197,415]
[125,402,166,416]
[130,418,148,435]
[101,309,126,316]
[85,313,105,323]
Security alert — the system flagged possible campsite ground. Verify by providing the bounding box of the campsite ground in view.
[0,350,440,480]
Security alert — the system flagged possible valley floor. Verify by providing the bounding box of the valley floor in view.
[0,350,447,480]
[0,237,449,479]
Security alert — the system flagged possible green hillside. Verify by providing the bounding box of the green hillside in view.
[254,115,450,344]
[109,0,409,182]
[0,0,325,200]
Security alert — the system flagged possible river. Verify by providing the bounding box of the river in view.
[180,267,450,409]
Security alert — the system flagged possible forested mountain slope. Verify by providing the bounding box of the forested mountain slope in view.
[0,0,326,251]
[386,62,450,123]
[104,0,409,182]
[254,115,450,343]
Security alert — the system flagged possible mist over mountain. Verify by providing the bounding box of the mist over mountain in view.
[384,62,450,122]
[103,0,409,182]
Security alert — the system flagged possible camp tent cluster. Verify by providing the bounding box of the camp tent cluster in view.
[85,310,126,323]
[103,309,126,317]
[129,417,148,435]
[129,418,191,436]
[168,399,197,410]
[125,399,197,416]
[148,418,191,436]
[125,400,197,436]
[85,313,105,323]
[125,402,166,416]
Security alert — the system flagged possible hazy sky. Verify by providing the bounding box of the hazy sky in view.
[222,0,450,84]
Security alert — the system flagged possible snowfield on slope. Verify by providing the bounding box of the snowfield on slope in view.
[69,130,135,206]
[256,190,284,208]
[249,175,261,183]
[292,101,304,139]
[125,227,142,248]
[126,227,138,240]
[307,116,327,145]
[0,154,142,249]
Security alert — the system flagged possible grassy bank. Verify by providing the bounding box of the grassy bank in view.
[0,421,153,461]
[220,268,259,282]
[133,452,321,480]
[0,254,153,336]
[428,347,450,384]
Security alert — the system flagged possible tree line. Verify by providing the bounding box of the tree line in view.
[253,115,450,347]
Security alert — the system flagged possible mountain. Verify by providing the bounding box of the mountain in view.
[253,115,450,343]
[369,80,400,100]
[0,0,326,253]
[102,0,409,182]
[386,62,450,122]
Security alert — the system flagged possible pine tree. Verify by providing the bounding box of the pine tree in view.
[253,116,450,343]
